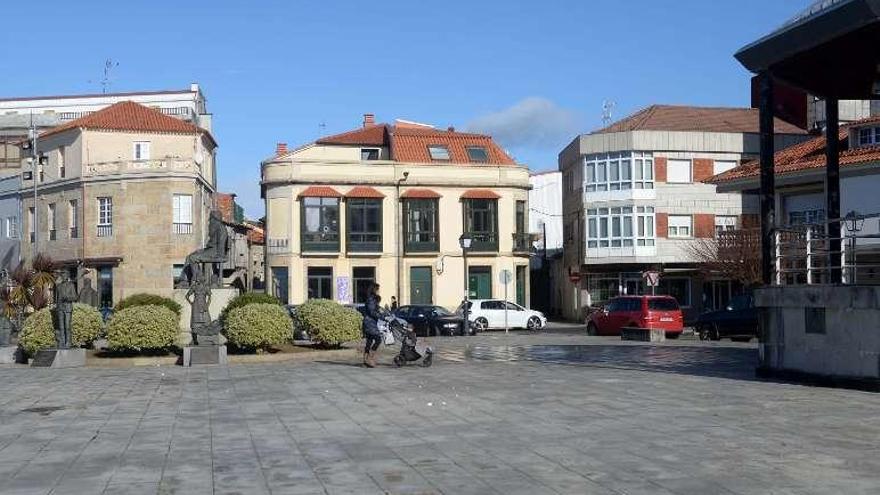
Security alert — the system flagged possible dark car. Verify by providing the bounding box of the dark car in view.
[694,294,758,342]
[395,305,467,337]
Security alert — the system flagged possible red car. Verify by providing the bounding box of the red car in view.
[586,296,684,338]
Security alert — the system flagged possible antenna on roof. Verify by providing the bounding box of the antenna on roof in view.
[88,59,119,93]
[602,100,615,126]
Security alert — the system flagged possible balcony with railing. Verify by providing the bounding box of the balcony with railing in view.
[302,231,340,253]
[267,238,290,254]
[773,213,880,286]
[512,232,533,254]
[97,224,113,238]
[82,158,199,177]
[404,232,439,254]
[173,223,193,235]
[466,232,498,253]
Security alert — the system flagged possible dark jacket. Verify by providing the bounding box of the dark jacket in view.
[362,294,382,337]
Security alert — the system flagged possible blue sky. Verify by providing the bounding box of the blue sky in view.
[0,0,808,217]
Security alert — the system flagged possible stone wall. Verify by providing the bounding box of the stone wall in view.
[755,286,880,384]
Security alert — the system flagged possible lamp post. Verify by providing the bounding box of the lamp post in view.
[395,171,409,305]
[459,233,473,335]
[844,211,864,284]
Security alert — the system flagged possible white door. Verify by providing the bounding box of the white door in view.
[482,301,504,328]
[505,302,528,328]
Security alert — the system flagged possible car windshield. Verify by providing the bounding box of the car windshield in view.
[728,295,752,311]
[432,306,453,316]
[648,298,679,311]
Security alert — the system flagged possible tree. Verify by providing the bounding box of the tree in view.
[686,229,762,287]
[0,254,58,333]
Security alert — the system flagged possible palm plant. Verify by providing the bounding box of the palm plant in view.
[0,255,58,335]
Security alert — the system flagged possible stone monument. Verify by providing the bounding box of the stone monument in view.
[182,209,230,366]
[33,272,86,368]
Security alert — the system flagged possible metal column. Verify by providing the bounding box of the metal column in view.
[758,73,776,285]
[825,98,841,284]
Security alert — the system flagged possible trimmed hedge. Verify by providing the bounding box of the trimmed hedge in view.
[114,293,181,317]
[18,304,104,355]
[297,299,362,348]
[106,305,179,352]
[224,303,292,351]
[220,292,282,322]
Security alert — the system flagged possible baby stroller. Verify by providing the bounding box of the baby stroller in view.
[378,311,433,368]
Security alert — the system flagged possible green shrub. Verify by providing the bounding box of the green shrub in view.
[220,292,281,322]
[18,303,104,355]
[106,305,178,352]
[297,299,362,348]
[224,303,292,351]
[114,293,181,317]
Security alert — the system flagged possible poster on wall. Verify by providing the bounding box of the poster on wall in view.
[336,276,351,304]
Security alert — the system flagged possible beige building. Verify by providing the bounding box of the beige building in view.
[21,101,217,308]
[261,115,532,309]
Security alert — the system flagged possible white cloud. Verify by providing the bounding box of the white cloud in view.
[465,97,581,150]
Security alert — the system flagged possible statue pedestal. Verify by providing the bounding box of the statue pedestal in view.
[31,348,86,368]
[173,288,238,346]
[183,345,227,366]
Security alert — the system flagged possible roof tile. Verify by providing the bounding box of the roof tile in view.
[345,186,385,198]
[461,189,501,199]
[596,105,807,135]
[400,188,442,199]
[298,186,342,198]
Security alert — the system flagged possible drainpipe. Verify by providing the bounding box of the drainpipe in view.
[395,171,409,304]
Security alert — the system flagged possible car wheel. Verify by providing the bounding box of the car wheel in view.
[473,317,488,332]
[586,323,598,336]
[697,325,710,341]
[709,324,721,341]
[527,316,541,330]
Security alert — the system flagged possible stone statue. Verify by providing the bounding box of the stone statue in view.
[183,210,230,287]
[77,277,100,308]
[186,276,221,345]
[53,272,78,349]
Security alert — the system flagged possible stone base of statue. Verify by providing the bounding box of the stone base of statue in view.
[31,348,86,368]
[173,288,237,346]
[183,345,227,366]
[0,346,23,364]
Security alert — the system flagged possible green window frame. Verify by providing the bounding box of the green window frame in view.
[301,197,340,252]
[463,199,498,252]
[347,198,382,253]
[403,199,439,253]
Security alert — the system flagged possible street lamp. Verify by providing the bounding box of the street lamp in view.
[459,233,473,335]
[844,211,864,283]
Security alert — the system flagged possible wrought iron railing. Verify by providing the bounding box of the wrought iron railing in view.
[173,223,193,234]
[512,232,532,253]
[97,224,113,238]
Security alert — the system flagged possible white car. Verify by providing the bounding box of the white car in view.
[460,299,547,331]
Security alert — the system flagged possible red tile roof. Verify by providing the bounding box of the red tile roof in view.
[306,121,515,165]
[461,189,501,199]
[298,186,342,198]
[40,101,215,145]
[345,186,385,198]
[709,123,880,184]
[400,188,442,199]
[247,227,265,244]
[596,105,807,135]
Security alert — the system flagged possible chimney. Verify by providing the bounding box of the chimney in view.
[276,142,288,155]
[363,113,376,128]
[447,126,455,132]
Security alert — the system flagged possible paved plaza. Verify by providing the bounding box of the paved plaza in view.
[1,326,879,495]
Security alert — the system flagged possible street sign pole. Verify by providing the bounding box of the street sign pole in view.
[504,282,508,334]
[500,269,513,334]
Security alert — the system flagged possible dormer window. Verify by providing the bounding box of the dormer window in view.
[858,126,880,146]
[466,146,488,162]
[361,148,380,161]
[428,145,450,161]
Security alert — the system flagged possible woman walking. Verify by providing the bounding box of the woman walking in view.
[362,283,383,368]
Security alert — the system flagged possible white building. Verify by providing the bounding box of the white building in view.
[558,105,810,321]
[528,171,562,253]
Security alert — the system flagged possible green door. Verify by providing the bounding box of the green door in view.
[516,265,527,306]
[468,266,492,299]
[409,266,433,305]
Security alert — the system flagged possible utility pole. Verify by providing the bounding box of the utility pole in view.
[28,114,39,255]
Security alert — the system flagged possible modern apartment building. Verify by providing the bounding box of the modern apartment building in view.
[559,105,810,321]
[20,101,217,309]
[262,115,532,308]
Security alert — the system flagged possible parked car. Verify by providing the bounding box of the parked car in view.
[394,305,469,337]
[694,294,758,342]
[458,300,547,331]
[585,296,684,338]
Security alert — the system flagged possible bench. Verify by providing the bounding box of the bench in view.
[621,327,666,342]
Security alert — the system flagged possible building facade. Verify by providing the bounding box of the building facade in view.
[262,115,532,309]
[559,105,810,321]
[528,171,563,316]
[20,101,217,309]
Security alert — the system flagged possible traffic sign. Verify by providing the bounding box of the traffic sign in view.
[499,269,513,285]
[643,270,661,287]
